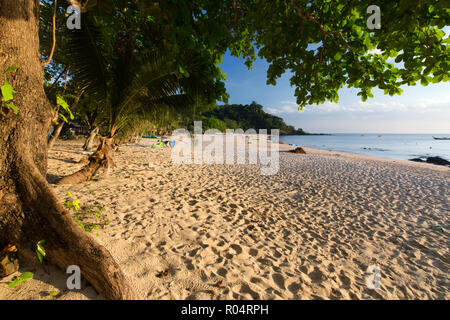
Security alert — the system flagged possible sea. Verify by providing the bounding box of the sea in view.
[280,134,450,162]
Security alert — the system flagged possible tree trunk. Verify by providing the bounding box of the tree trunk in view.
[47,121,65,149]
[47,87,86,150]
[0,0,134,299]
[58,136,115,184]
[83,126,99,151]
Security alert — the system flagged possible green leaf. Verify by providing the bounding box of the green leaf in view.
[58,113,68,123]
[72,200,80,212]
[8,279,21,288]
[1,81,16,102]
[37,242,46,257]
[49,291,58,297]
[20,272,34,280]
[6,103,18,114]
[56,95,73,119]
[5,65,20,74]
[37,247,45,257]
[334,52,342,61]
[420,77,429,86]
[37,251,43,264]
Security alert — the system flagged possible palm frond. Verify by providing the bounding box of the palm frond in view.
[113,54,184,123]
[65,12,110,100]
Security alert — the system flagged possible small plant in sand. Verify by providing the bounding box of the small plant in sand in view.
[8,272,33,288]
[64,192,80,213]
[49,290,59,297]
[64,192,110,236]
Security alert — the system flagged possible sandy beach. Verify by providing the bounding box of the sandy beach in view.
[1,138,448,300]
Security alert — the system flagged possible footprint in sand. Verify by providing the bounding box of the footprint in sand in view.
[230,244,242,255]
[272,273,286,290]
[217,267,228,277]
[309,267,325,283]
[339,271,352,289]
[239,283,260,300]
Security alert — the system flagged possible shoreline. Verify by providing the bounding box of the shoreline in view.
[279,133,450,165]
[1,139,448,300]
[293,146,450,171]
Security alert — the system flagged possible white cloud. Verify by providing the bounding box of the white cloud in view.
[266,96,449,120]
[267,100,298,114]
[368,48,383,55]
[302,98,449,115]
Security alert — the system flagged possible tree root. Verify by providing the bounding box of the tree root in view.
[57,136,115,185]
[0,154,135,299]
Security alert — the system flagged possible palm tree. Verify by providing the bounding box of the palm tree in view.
[57,13,216,184]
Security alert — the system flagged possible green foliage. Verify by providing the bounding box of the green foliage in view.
[8,272,34,288]
[1,82,15,101]
[39,0,449,124]
[0,65,19,115]
[4,65,20,74]
[56,95,74,124]
[49,290,59,297]
[63,10,225,137]
[203,117,227,132]
[226,0,449,107]
[35,240,46,264]
[104,0,446,108]
[64,192,80,213]
[199,102,307,135]
[64,192,109,235]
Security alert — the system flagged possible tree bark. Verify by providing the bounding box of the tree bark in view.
[0,0,134,299]
[58,136,115,184]
[47,121,65,149]
[83,126,99,151]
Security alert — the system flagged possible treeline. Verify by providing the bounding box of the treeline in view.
[183,102,308,135]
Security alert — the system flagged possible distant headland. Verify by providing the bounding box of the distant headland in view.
[184,101,329,136]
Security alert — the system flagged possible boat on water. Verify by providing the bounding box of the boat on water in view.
[432,136,450,140]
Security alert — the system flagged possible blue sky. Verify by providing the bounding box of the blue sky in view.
[219,52,450,134]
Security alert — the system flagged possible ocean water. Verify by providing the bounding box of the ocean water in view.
[280,134,450,161]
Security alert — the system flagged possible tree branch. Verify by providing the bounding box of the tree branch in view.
[65,0,90,12]
[43,0,58,67]
[290,0,352,54]
[413,0,432,58]
[48,66,68,94]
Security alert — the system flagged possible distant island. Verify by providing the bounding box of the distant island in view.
[190,101,313,135]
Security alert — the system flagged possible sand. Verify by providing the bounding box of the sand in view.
[1,137,449,300]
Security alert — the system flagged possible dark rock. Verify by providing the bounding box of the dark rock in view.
[291,147,306,154]
[409,156,450,167]
[426,156,450,166]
